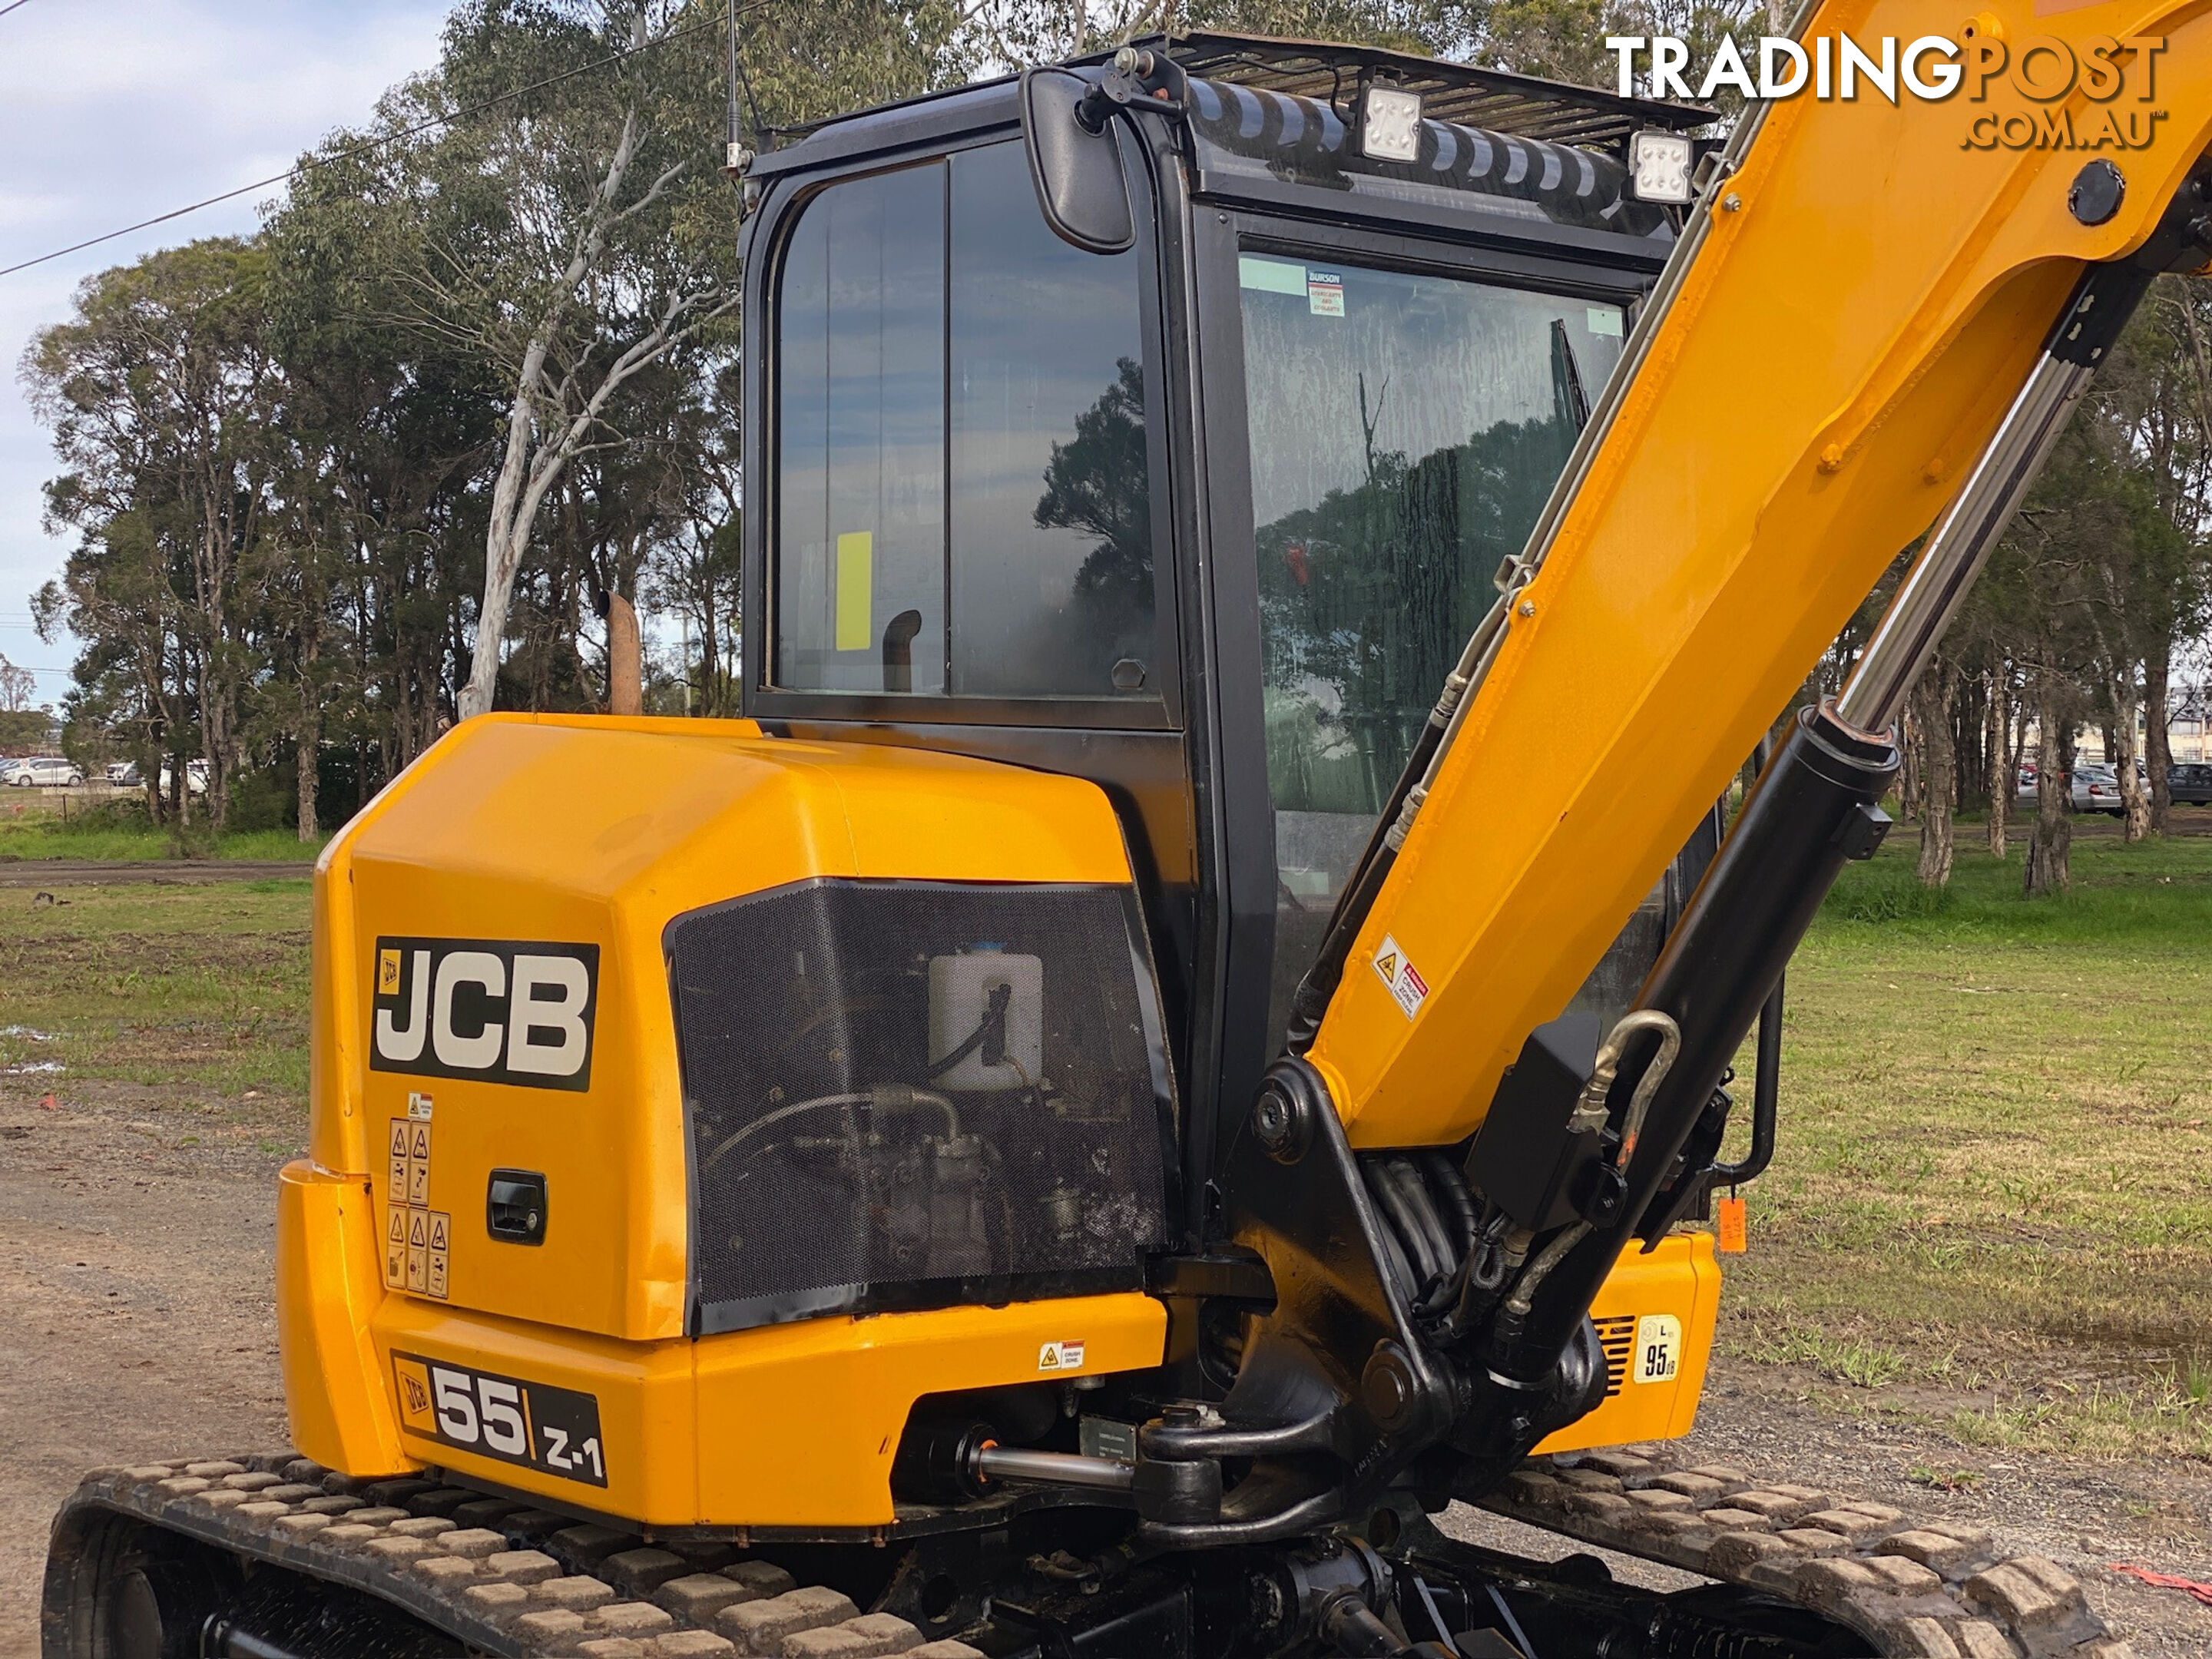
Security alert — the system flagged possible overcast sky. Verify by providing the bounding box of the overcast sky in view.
[0,0,450,705]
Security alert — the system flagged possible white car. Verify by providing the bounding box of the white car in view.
[157,759,211,798]
[4,754,85,787]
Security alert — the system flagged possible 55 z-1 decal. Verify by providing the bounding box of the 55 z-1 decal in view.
[392,1352,608,1487]
[372,937,599,1091]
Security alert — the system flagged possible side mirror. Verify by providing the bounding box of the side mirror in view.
[1020,68,1134,256]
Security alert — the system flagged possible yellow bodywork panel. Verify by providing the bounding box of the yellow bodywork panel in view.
[280,713,1167,1522]
[277,1160,410,1477]
[352,1289,1167,1527]
[1533,1233,1722,1455]
[1310,2,2212,1146]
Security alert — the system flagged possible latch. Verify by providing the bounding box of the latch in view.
[486,1170,548,1245]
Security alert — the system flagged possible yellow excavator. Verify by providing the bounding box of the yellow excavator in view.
[43,0,2212,1653]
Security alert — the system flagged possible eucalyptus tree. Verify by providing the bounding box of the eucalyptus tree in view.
[22,238,283,827]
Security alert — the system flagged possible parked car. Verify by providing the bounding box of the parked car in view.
[2016,762,2126,815]
[104,760,139,786]
[2076,763,2124,816]
[3,754,86,787]
[2169,762,2212,806]
[157,758,210,798]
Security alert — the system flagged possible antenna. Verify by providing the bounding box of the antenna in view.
[724,0,770,170]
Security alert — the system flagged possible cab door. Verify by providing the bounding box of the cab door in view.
[740,116,1213,1224]
[1186,207,1657,1137]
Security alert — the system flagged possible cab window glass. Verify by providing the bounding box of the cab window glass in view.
[773,142,1154,700]
[1237,253,1626,1040]
[776,164,948,694]
[949,141,1153,697]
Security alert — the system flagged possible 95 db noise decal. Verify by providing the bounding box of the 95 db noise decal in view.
[392,1353,608,1487]
[371,937,599,1091]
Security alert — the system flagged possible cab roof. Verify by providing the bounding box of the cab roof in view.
[757,29,1713,167]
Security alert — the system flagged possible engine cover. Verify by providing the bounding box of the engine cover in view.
[280,713,1176,1525]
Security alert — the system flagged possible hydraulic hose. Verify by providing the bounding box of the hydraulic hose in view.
[700,1087,960,1171]
[1601,1009,1682,1170]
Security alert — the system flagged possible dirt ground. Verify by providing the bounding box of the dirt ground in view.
[3,1081,2209,1657]
[0,1084,293,1654]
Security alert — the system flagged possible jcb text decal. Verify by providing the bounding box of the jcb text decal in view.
[371,936,600,1091]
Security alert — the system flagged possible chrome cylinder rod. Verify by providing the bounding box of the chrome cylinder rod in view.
[1836,261,2150,734]
[1833,353,2094,733]
[972,1444,1135,1492]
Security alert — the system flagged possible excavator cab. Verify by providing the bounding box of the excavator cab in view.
[737,35,1724,1237]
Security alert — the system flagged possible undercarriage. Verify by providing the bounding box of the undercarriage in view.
[47,1445,2114,1659]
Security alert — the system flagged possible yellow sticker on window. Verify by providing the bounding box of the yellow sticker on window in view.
[836,531,873,651]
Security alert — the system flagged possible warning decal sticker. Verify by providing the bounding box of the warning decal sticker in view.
[1037,1340,1088,1373]
[383,1114,450,1302]
[1372,934,1430,1021]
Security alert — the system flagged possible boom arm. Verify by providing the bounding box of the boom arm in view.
[1303,0,2212,1148]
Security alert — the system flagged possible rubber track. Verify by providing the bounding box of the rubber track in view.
[52,1443,2135,1658]
[1480,1443,2133,1659]
[49,1452,988,1659]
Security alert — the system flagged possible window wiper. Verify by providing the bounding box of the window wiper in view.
[1549,318,1591,432]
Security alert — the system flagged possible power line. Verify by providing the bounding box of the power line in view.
[0,1,36,18]
[0,6,754,282]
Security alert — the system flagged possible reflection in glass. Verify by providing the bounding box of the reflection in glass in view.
[1238,253,1626,1044]
[950,141,1153,697]
[773,141,1157,702]
[776,165,948,693]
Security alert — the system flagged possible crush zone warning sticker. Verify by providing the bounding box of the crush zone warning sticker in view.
[392,1352,607,1486]
[1371,934,1430,1020]
[1037,1340,1087,1372]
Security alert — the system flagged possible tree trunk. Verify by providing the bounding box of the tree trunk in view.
[2025,671,2071,896]
[1913,661,1958,887]
[2145,645,2172,833]
[1899,706,1922,823]
[1986,666,2009,859]
[604,591,643,716]
[296,657,320,845]
[2108,677,2149,843]
[1954,672,1988,810]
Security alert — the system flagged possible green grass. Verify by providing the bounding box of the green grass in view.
[0,881,313,1101]
[0,795,323,862]
[1715,822,2212,1460]
[1820,822,2212,939]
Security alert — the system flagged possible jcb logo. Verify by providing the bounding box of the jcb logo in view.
[371,936,600,1091]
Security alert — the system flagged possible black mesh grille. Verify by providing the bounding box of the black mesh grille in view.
[1595,1314,1635,1398]
[667,880,1174,1335]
